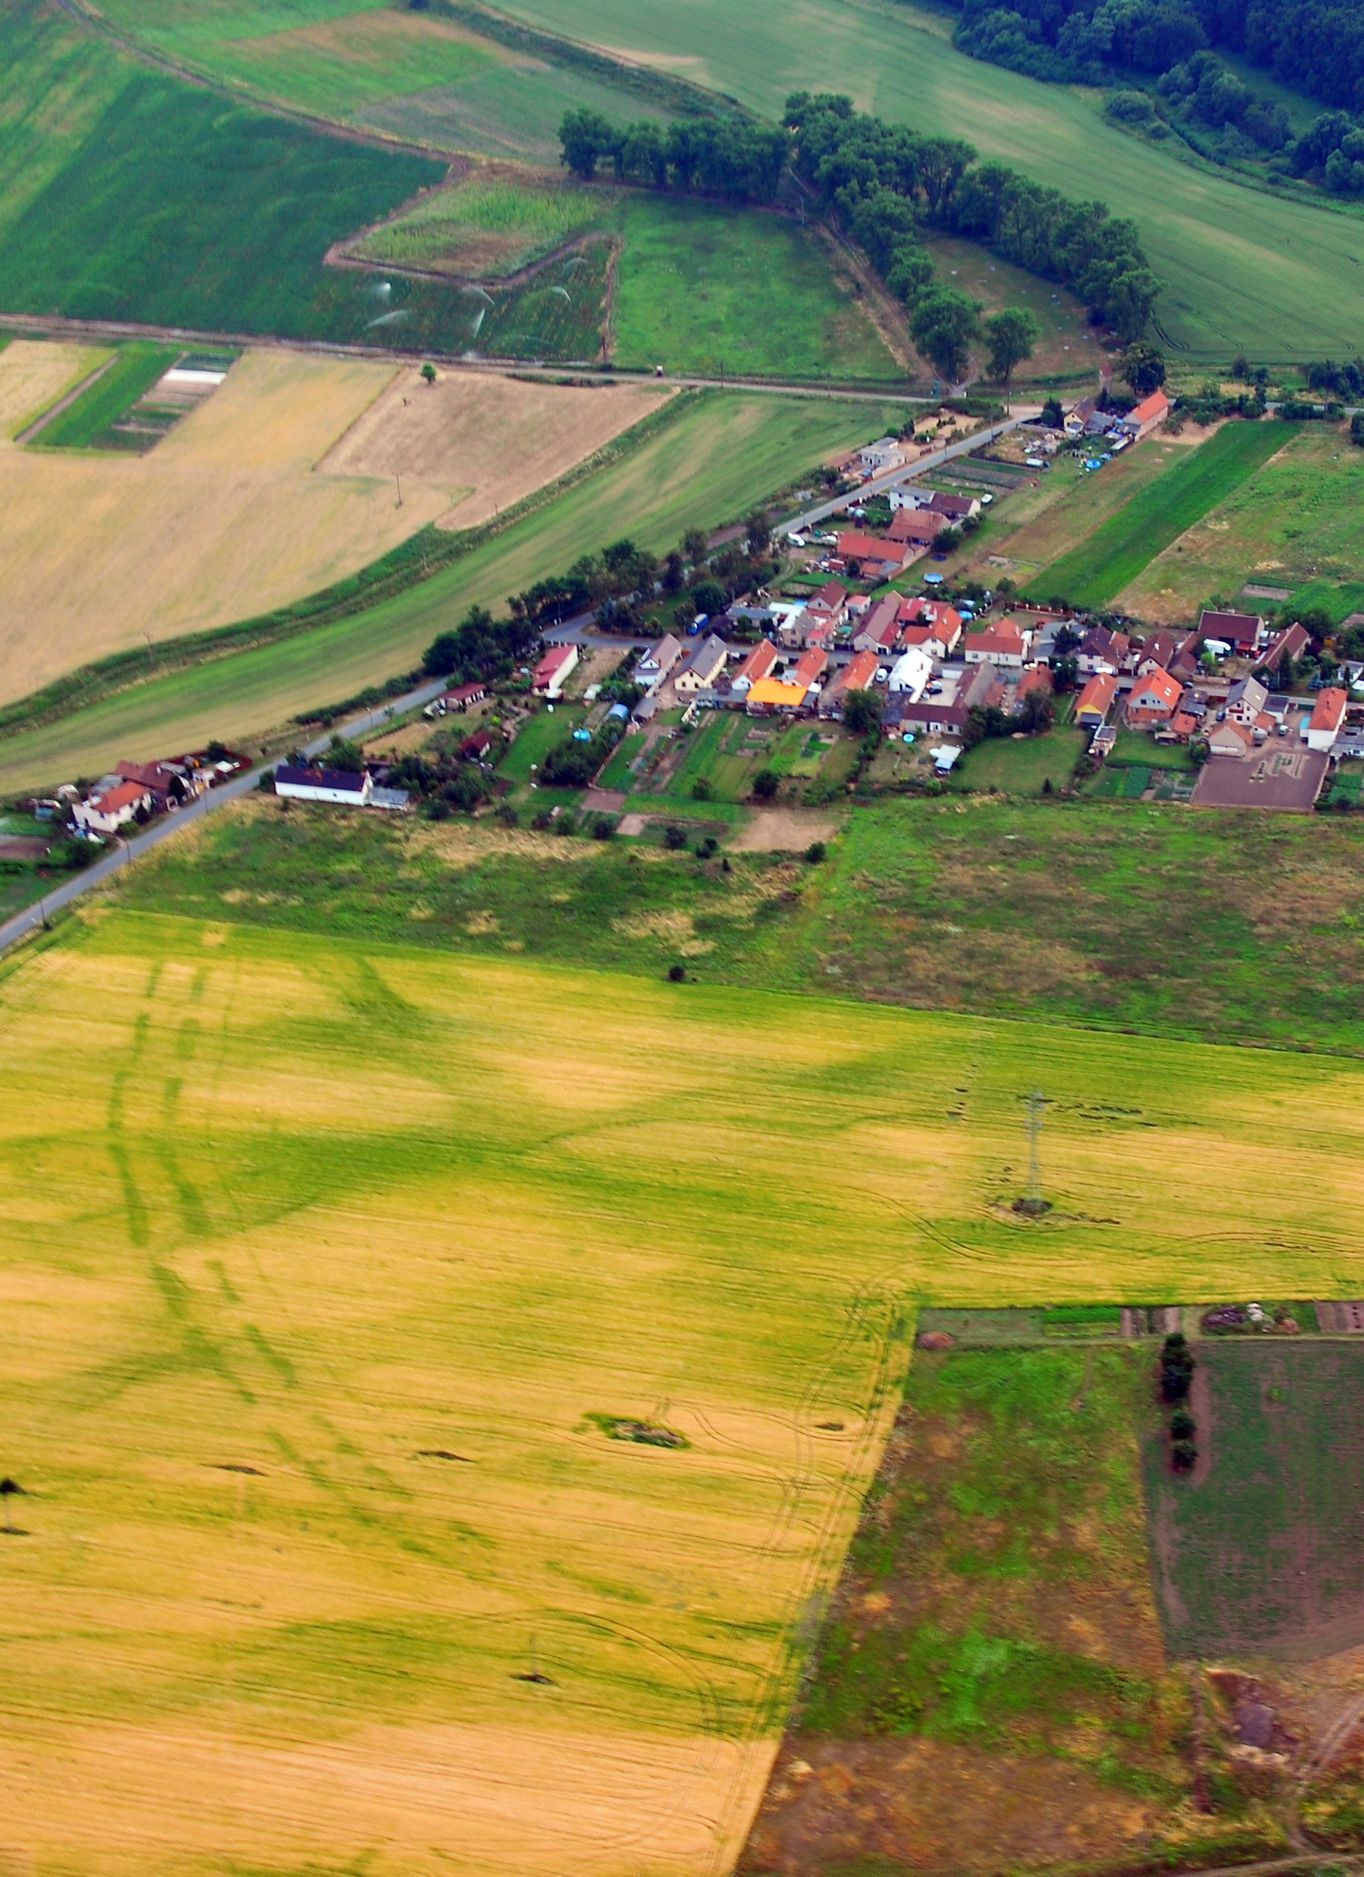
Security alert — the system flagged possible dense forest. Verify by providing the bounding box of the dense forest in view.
[560,95,1158,349]
[935,0,1364,192]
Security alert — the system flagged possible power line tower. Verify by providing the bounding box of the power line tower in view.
[1024,1090,1047,1210]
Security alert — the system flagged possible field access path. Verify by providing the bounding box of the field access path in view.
[0,310,930,406]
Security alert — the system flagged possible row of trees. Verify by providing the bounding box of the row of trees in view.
[938,0,1364,116]
[786,93,1158,343]
[421,607,539,683]
[560,110,788,201]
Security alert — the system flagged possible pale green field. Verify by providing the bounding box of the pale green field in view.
[0,391,905,794]
[3,908,1363,1873]
[1122,422,1364,623]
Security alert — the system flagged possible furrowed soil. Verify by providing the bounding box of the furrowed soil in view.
[1145,1340,1364,1661]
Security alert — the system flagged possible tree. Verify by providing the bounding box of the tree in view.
[1121,340,1167,398]
[691,579,726,618]
[752,767,781,801]
[910,288,980,384]
[1041,395,1065,428]
[326,734,365,773]
[842,687,884,737]
[983,307,1038,387]
[559,108,617,179]
[745,508,772,556]
[0,1477,23,1535]
[805,840,827,863]
[682,527,709,566]
[662,549,686,592]
[1351,412,1364,448]
[420,362,437,386]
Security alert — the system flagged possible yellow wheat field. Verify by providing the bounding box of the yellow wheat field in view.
[2,911,1362,1875]
[0,345,663,708]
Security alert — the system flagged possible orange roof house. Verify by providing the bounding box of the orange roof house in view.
[1075,672,1118,726]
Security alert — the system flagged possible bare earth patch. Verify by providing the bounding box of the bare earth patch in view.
[318,367,670,528]
[729,809,840,853]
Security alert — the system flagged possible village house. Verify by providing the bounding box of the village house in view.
[1075,626,1130,676]
[808,580,848,626]
[533,643,578,698]
[730,639,780,693]
[892,698,972,738]
[821,648,880,717]
[1132,631,1179,677]
[72,778,152,835]
[274,765,373,806]
[1075,672,1118,728]
[1124,668,1183,728]
[791,647,828,696]
[898,597,962,654]
[1206,719,1254,758]
[857,436,905,477]
[927,490,980,524]
[886,507,946,550]
[745,676,809,717]
[635,635,683,691]
[1120,389,1170,441]
[852,596,903,658]
[673,633,728,695]
[1199,608,1265,657]
[1014,665,1054,712]
[459,729,494,764]
[435,680,488,715]
[1306,685,1348,751]
[1167,630,1206,684]
[963,623,1029,671]
[113,758,204,813]
[1259,622,1311,676]
[836,531,915,581]
[1225,677,1268,727]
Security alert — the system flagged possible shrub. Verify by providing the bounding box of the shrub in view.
[1170,1408,1196,1440]
[591,814,617,840]
[696,835,719,859]
[1160,1360,1192,1402]
[1171,1437,1198,1472]
[667,962,686,982]
[663,823,688,850]
[805,841,827,864]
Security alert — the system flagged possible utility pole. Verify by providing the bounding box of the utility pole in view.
[395,471,403,508]
[1025,1090,1046,1210]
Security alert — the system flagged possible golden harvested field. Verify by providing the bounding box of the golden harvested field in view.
[4,909,1364,1875]
[0,349,662,708]
[319,367,670,527]
[0,336,111,438]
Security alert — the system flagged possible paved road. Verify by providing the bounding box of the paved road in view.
[0,677,447,959]
[781,413,1033,532]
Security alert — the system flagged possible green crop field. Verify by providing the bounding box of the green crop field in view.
[1144,1341,1364,1660]
[1122,423,1364,624]
[0,2,466,349]
[361,170,898,378]
[480,0,1364,362]
[6,907,1361,1870]
[1038,422,1296,610]
[111,790,1364,1060]
[0,391,905,791]
[32,342,181,450]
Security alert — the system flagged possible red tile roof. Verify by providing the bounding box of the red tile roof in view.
[837,531,907,565]
[839,649,879,692]
[1076,673,1117,718]
[1310,686,1347,731]
[1127,389,1170,426]
[91,781,148,814]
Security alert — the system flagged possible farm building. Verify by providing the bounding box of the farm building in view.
[636,635,683,690]
[1199,608,1265,656]
[1075,672,1118,728]
[274,765,372,805]
[1120,390,1170,440]
[533,644,578,698]
[427,681,487,718]
[746,677,809,716]
[963,624,1029,670]
[731,639,780,692]
[674,634,728,695]
[1125,669,1183,728]
[1306,685,1348,751]
[837,531,916,580]
[72,779,152,835]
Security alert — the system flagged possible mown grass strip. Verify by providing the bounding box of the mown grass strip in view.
[1038,421,1298,609]
[32,341,181,450]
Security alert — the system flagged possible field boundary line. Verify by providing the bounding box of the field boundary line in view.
[12,353,116,446]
